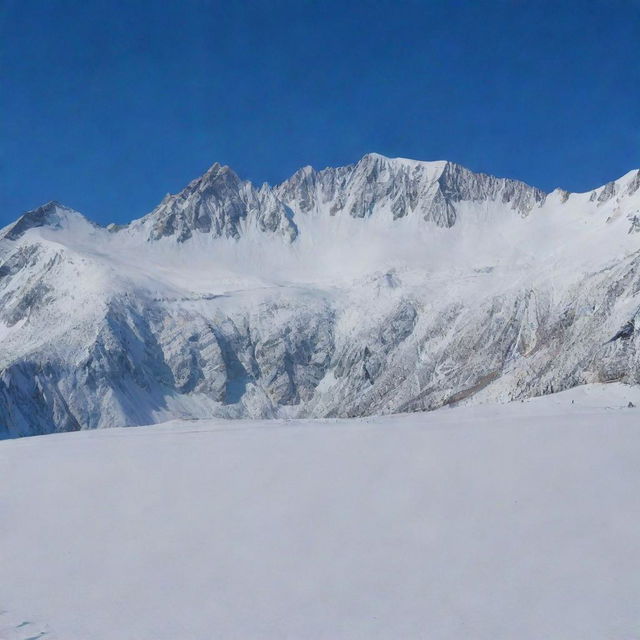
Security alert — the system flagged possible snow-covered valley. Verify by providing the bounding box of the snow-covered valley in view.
[2,153,640,436]
[1,384,639,639]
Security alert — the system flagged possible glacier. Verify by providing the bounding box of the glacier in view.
[1,152,640,437]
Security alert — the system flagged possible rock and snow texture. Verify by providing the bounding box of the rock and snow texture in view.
[1,385,640,639]
[2,154,640,436]
[130,162,298,242]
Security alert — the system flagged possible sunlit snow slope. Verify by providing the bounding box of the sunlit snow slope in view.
[1,384,639,639]
[2,154,640,436]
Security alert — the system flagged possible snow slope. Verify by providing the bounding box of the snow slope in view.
[1,384,639,639]
[2,154,640,435]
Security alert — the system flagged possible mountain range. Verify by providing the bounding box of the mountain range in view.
[2,153,640,437]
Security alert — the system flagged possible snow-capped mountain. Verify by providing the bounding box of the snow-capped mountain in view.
[2,153,640,437]
[130,162,298,242]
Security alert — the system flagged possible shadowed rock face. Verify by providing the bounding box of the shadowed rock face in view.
[3,203,58,241]
[1,154,640,437]
[136,163,298,243]
[2,201,91,241]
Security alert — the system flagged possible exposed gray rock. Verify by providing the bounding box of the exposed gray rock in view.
[276,154,546,226]
[136,163,298,242]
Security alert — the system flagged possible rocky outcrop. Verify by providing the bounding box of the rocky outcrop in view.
[276,153,546,225]
[134,163,298,242]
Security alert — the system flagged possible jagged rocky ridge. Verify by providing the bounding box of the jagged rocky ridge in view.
[130,162,298,242]
[1,153,640,436]
[276,154,546,225]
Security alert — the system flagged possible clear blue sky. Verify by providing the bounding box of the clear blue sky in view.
[1,0,639,226]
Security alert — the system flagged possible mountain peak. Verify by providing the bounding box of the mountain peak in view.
[359,152,449,172]
[179,162,241,197]
[2,201,93,241]
[135,159,297,243]
[360,151,388,163]
[202,162,234,179]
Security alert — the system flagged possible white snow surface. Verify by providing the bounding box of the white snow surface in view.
[1,384,639,639]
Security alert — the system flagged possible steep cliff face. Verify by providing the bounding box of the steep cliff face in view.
[2,154,640,437]
[130,163,298,242]
[275,153,545,225]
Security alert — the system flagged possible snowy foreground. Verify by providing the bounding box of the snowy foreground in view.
[1,384,640,640]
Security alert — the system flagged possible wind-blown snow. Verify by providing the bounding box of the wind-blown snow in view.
[1,384,639,639]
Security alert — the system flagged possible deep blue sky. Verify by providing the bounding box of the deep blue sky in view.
[2,0,639,226]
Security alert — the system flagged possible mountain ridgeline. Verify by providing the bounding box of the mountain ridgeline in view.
[1,153,640,437]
